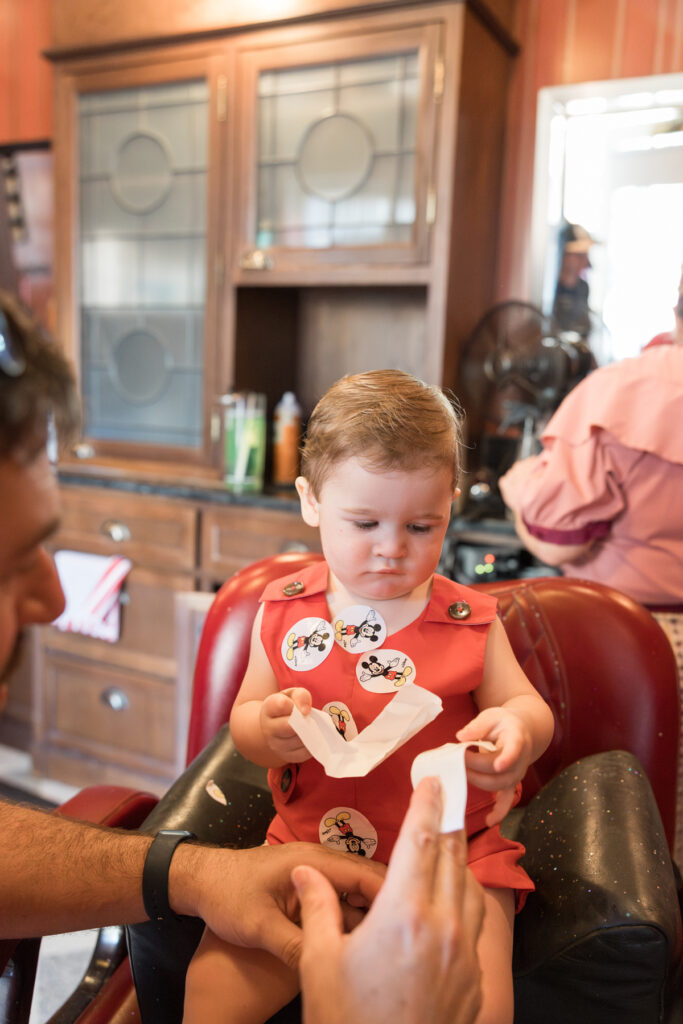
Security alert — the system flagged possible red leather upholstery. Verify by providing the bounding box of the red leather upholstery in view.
[188,553,680,850]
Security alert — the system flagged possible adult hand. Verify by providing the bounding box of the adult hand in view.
[260,686,313,763]
[293,778,485,1024]
[170,839,384,970]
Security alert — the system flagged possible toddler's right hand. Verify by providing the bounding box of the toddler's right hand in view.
[260,687,313,763]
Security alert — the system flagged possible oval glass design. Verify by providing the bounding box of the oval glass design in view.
[110,328,172,404]
[297,114,374,202]
[111,131,173,214]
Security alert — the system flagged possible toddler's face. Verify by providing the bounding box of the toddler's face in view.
[297,456,455,602]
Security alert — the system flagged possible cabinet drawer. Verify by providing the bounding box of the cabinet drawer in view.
[46,566,193,673]
[200,505,321,580]
[42,654,175,768]
[56,487,197,571]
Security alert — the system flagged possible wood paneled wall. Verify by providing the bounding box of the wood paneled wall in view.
[0,0,52,144]
[496,0,683,301]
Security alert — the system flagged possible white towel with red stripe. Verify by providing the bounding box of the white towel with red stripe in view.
[53,550,132,643]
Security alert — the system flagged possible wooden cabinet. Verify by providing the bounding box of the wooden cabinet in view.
[200,504,321,584]
[31,482,321,792]
[233,21,441,272]
[33,487,198,793]
[50,1,516,473]
[52,50,229,469]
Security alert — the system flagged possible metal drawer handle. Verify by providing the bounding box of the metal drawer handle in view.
[101,520,131,543]
[101,687,130,712]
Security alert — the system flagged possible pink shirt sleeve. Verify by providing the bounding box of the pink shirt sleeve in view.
[515,430,632,546]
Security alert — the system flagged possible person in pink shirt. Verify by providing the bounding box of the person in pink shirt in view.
[499,295,683,862]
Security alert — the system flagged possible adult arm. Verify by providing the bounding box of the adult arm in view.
[294,777,485,1024]
[498,433,624,568]
[0,799,383,965]
[0,799,151,936]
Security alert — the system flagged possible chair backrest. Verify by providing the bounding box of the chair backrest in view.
[188,553,680,850]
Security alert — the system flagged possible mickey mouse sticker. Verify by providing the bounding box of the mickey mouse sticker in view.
[322,700,358,741]
[334,605,387,653]
[281,617,334,671]
[319,807,378,858]
[356,648,416,693]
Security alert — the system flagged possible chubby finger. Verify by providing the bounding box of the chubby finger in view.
[456,707,501,743]
[283,687,313,715]
[380,777,443,904]
[484,786,518,827]
[263,691,295,721]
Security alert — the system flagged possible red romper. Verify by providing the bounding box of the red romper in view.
[259,561,533,903]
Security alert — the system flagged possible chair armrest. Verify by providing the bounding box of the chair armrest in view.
[510,750,683,1024]
[55,786,158,830]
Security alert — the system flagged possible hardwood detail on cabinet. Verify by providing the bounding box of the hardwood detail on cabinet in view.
[34,653,180,794]
[30,483,324,791]
[40,655,176,765]
[56,488,198,572]
[200,504,321,584]
[49,0,516,57]
[44,567,193,675]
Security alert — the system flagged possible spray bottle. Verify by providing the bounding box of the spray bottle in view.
[272,391,302,486]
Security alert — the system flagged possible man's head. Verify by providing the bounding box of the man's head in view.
[0,289,79,462]
[299,369,463,499]
[0,291,79,696]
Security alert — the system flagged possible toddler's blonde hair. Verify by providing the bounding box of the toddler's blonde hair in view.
[301,369,463,497]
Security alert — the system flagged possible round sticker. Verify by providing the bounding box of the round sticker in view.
[319,806,378,858]
[281,617,334,671]
[322,700,358,741]
[355,648,416,693]
[333,605,387,653]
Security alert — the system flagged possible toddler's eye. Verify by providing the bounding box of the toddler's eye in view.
[354,521,378,530]
[408,523,433,534]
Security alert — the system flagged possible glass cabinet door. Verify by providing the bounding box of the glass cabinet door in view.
[67,60,223,462]
[235,23,441,273]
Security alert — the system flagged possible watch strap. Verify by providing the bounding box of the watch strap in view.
[142,829,196,923]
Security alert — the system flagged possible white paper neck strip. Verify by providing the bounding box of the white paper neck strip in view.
[288,686,443,778]
[410,741,497,833]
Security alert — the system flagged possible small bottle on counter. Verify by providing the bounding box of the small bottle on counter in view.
[272,391,302,486]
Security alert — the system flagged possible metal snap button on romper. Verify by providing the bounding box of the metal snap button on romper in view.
[448,601,471,620]
[282,581,305,596]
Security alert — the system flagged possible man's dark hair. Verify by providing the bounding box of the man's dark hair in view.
[0,289,80,460]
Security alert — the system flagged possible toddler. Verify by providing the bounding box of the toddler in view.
[183,369,554,1024]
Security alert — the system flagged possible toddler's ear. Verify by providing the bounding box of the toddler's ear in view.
[296,476,320,527]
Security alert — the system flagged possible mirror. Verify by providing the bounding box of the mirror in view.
[531,72,683,364]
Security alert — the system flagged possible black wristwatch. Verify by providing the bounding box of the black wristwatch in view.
[142,829,196,924]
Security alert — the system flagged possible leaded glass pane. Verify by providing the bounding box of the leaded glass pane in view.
[255,51,419,249]
[78,78,208,448]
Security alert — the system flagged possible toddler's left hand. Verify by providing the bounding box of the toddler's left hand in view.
[456,707,533,827]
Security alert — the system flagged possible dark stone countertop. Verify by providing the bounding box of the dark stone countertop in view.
[57,468,302,513]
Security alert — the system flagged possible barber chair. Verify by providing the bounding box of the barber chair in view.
[5,552,682,1023]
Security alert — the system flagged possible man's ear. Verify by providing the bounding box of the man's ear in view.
[296,476,320,527]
